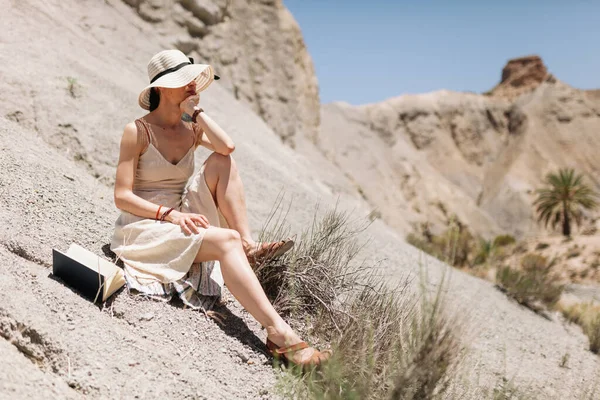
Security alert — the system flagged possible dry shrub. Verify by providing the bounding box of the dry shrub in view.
[496,253,564,311]
[561,302,600,354]
[275,275,463,400]
[406,226,475,268]
[259,200,464,399]
[255,202,369,317]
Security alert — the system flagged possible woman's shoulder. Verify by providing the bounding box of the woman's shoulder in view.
[120,119,150,153]
[123,115,151,136]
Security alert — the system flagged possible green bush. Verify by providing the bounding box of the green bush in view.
[493,234,516,248]
[473,239,495,266]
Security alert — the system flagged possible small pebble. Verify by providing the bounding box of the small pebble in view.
[139,312,154,321]
[235,350,249,362]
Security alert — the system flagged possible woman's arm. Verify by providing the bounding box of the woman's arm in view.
[114,123,164,219]
[180,95,235,155]
[194,111,235,155]
[114,123,210,233]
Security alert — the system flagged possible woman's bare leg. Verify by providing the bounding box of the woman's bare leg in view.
[203,153,257,251]
[194,227,314,362]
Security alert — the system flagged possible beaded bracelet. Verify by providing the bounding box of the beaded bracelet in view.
[160,207,175,222]
[155,205,163,221]
[192,108,204,123]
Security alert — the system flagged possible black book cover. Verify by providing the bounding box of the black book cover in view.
[52,249,105,302]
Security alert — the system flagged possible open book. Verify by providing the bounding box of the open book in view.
[52,243,125,303]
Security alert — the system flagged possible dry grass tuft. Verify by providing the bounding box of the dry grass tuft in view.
[406,225,475,268]
[255,200,370,320]
[560,302,600,354]
[495,253,563,312]
[274,273,464,400]
[259,199,465,399]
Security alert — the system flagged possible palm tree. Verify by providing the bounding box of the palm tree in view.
[534,168,599,237]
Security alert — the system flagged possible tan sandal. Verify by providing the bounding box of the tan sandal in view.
[246,238,294,266]
[266,338,332,369]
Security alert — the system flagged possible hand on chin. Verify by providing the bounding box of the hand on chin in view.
[180,94,200,115]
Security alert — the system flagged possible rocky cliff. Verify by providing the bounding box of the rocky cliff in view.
[122,0,320,147]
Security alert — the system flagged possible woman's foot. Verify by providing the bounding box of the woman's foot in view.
[266,324,331,367]
[243,238,294,267]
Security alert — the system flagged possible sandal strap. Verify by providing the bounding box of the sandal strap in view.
[248,240,291,259]
[274,341,309,355]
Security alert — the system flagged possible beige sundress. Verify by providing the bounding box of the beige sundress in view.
[110,118,225,310]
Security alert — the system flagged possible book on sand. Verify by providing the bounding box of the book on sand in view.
[52,243,125,303]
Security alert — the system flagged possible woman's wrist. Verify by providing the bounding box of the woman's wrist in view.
[165,209,179,223]
[192,107,204,123]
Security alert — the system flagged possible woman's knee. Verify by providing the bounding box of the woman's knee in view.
[205,152,237,174]
[213,228,241,251]
[206,152,233,166]
[195,228,241,262]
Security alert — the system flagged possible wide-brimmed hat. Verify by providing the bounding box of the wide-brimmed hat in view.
[138,49,220,110]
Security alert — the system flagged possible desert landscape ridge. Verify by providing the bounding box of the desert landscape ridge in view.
[2,0,600,398]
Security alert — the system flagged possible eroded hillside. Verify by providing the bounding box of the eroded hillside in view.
[316,57,600,238]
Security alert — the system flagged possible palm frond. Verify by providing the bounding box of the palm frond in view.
[533,168,599,235]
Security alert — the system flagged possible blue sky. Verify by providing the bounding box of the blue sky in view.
[283,0,600,105]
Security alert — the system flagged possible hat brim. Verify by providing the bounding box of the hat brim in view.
[138,64,216,110]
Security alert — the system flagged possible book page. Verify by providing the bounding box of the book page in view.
[67,244,122,278]
[104,270,126,301]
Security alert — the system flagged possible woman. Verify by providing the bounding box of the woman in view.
[110,49,330,366]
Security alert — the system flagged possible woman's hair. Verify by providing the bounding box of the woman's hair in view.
[149,87,160,111]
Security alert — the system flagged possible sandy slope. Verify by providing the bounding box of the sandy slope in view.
[1,0,600,398]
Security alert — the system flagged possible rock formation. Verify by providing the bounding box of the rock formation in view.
[488,55,551,99]
[314,58,600,238]
[122,0,320,147]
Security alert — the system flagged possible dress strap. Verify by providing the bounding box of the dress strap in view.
[134,118,153,154]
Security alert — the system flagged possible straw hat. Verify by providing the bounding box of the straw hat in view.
[138,49,220,110]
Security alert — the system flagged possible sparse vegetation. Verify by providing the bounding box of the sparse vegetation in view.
[473,239,494,266]
[368,209,382,221]
[259,202,467,399]
[491,376,532,400]
[493,234,516,248]
[566,245,581,259]
[66,76,80,98]
[560,302,600,354]
[533,168,599,237]
[254,202,369,316]
[406,220,476,268]
[406,223,518,272]
[496,253,563,312]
